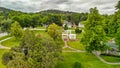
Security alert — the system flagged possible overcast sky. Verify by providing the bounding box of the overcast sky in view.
[0,0,119,14]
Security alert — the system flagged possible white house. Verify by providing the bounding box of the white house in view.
[69,34,76,40]
[62,30,76,40]
[65,30,72,34]
[63,20,72,28]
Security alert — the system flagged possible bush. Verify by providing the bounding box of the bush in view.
[64,24,68,30]
[75,27,82,34]
[73,62,82,68]
[2,52,13,65]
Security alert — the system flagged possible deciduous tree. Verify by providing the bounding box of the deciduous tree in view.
[81,7,106,52]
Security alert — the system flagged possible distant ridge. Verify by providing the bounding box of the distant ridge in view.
[0,7,80,14]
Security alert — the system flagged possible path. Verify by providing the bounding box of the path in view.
[62,41,85,52]
[23,28,46,31]
[0,37,12,49]
[63,40,120,65]
[0,32,8,38]
[94,53,120,65]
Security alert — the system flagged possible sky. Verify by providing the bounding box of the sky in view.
[0,0,119,14]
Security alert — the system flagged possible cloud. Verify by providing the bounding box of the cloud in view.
[0,0,119,14]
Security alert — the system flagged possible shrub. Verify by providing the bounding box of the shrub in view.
[2,52,13,65]
[73,62,82,68]
[64,24,68,30]
[75,27,82,34]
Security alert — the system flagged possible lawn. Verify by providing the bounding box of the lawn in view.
[1,37,21,47]
[1,30,49,48]
[0,35,11,41]
[56,52,120,68]
[0,49,9,68]
[68,41,85,50]
[101,55,120,62]
[62,47,75,51]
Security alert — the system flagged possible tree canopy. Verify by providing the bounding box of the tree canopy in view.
[81,7,106,52]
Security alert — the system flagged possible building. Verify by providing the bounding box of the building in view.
[62,20,73,28]
[69,34,76,40]
[62,30,76,41]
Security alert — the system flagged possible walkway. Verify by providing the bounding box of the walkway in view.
[63,40,120,65]
[23,28,46,31]
[0,37,12,49]
[62,41,85,52]
[94,53,120,65]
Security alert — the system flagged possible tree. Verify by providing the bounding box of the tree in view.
[10,21,23,39]
[81,7,106,53]
[75,27,82,34]
[2,52,13,65]
[64,24,68,30]
[4,29,62,68]
[115,0,120,51]
[1,19,12,32]
[48,23,63,40]
[115,0,120,10]
[115,28,120,51]
[7,59,29,68]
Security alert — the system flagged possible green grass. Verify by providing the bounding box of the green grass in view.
[0,49,9,68]
[101,55,120,62]
[68,41,85,50]
[56,52,120,68]
[1,37,21,47]
[33,30,49,37]
[62,47,75,51]
[0,35,11,41]
[1,30,48,48]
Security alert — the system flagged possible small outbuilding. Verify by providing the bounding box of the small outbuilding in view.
[69,34,76,40]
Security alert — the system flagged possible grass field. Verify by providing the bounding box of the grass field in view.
[0,35,11,41]
[56,52,120,68]
[68,41,85,50]
[1,37,21,47]
[1,30,48,48]
[101,55,120,62]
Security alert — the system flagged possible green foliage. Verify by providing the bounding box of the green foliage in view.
[10,21,23,39]
[3,29,62,68]
[48,23,63,40]
[81,7,106,52]
[75,27,82,34]
[115,0,120,10]
[115,28,120,51]
[73,62,82,68]
[107,11,120,36]
[0,49,9,68]
[2,52,13,65]
[7,59,29,68]
[114,1,120,51]
[64,24,68,30]
[1,19,12,32]
[21,29,36,48]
